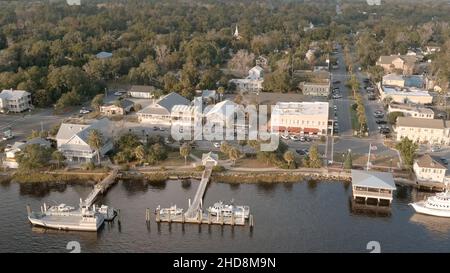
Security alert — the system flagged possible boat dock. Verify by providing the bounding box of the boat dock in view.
[152,162,254,227]
[82,167,118,207]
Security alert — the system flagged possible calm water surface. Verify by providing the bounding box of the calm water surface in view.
[0,179,449,253]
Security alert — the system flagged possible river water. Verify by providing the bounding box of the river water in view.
[0,179,449,253]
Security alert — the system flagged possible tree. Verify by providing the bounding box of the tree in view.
[16,144,52,172]
[238,140,247,153]
[220,141,230,154]
[283,150,295,166]
[227,50,255,75]
[217,86,225,101]
[228,147,241,166]
[396,137,418,170]
[263,69,291,93]
[52,150,66,168]
[303,145,322,168]
[134,145,146,164]
[388,112,404,125]
[343,151,353,170]
[87,129,104,165]
[179,143,191,165]
[91,94,105,112]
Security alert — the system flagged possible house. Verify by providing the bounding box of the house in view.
[270,102,329,135]
[95,51,113,59]
[351,170,396,205]
[395,117,450,145]
[305,49,316,62]
[128,85,157,99]
[100,99,134,116]
[413,154,447,184]
[197,90,217,105]
[424,46,441,55]
[55,118,114,162]
[3,138,51,169]
[137,92,190,124]
[376,55,419,75]
[0,89,32,113]
[228,66,264,93]
[382,74,425,88]
[204,100,244,130]
[299,71,331,97]
[378,82,433,105]
[202,152,219,166]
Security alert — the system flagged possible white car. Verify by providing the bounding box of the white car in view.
[213,142,221,148]
[79,108,91,114]
[431,145,441,152]
[114,91,126,96]
[281,134,290,140]
[290,135,300,141]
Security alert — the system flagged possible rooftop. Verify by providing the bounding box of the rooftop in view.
[396,116,446,129]
[96,51,113,59]
[415,154,447,169]
[272,101,329,117]
[351,170,396,190]
[128,85,156,93]
[381,85,431,97]
[0,89,30,100]
[388,103,434,115]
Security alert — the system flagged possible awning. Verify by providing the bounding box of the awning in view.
[303,128,320,134]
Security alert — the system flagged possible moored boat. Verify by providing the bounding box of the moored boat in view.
[207,201,250,219]
[410,191,450,218]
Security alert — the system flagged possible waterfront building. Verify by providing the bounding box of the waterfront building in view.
[395,117,450,145]
[351,170,396,205]
[55,118,114,162]
[270,101,329,135]
[3,138,51,169]
[137,92,190,124]
[100,99,134,116]
[413,154,447,185]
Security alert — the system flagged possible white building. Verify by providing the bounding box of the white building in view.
[388,103,434,119]
[137,92,190,124]
[270,102,329,135]
[413,154,447,184]
[0,89,32,113]
[128,85,157,99]
[229,66,264,93]
[378,83,433,105]
[382,74,424,88]
[55,118,114,162]
[395,117,450,145]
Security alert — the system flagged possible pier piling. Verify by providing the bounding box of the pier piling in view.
[156,208,160,222]
[26,205,31,216]
[249,214,254,229]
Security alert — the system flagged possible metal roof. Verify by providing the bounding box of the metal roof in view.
[351,170,396,190]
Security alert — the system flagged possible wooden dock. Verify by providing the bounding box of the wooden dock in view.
[82,167,118,207]
[184,164,213,218]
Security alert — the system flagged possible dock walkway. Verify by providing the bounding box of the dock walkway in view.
[82,168,118,207]
[184,164,213,218]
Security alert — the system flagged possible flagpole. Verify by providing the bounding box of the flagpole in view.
[367,143,371,171]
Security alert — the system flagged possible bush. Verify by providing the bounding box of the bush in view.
[212,165,225,172]
[120,164,130,171]
[82,162,96,171]
[195,165,206,171]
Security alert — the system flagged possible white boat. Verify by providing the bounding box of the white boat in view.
[410,191,450,218]
[158,205,183,216]
[207,201,250,219]
[28,204,104,232]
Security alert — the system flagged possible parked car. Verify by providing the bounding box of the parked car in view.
[153,126,158,131]
[376,120,387,124]
[213,142,221,148]
[333,80,341,84]
[440,157,448,165]
[332,94,342,99]
[79,108,91,114]
[296,149,308,156]
[380,128,390,134]
[159,127,166,131]
[431,145,441,152]
[437,113,446,119]
[368,95,377,100]
[114,91,125,96]
[290,135,300,141]
[299,136,306,142]
[281,134,290,140]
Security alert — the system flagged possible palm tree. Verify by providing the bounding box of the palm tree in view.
[283,151,295,166]
[134,145,146,164]
[179,143,191,165]
[87,129,104,165]
[217,86,225,101]
[52,150,66,168]
[228,147,241,166]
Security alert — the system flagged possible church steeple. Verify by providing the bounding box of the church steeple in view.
[233,25,240,39]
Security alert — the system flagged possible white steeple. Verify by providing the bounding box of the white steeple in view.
[233,25,240,38]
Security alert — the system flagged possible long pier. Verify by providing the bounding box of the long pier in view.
[82,168,118,207]
[184,164,213,218]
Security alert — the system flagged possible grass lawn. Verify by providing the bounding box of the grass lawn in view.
[232,157,276,168]
[162,151,194,166]
[350,106,360,132]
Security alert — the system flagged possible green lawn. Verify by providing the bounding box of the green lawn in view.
[350,106,360,132]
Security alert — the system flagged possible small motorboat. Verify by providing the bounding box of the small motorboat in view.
[207,201,250,219]
[157,205,184,216]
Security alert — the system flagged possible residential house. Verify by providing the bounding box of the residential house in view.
[100,99,134,116]
[413,154,447,184]
[270,102,329,135]
[378,82,433,105]
[128,85,157,99]
[424,46,441,55]
[395,117,450,145]
[229,66,264,93]
[376,55,419,75]
[388,103,434,119]
[196,90,217,105]
[0,89,32,113]
[137,92,190,124]
[55,118,114,162]
[202,152,219,166]
[3,138,51,169]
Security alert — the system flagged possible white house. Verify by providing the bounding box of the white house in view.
[55,118,114,162]
[137,92,190,124]
[413,154,447,184]
[128,85,157,99]
[0,89,32,113]
[388,103,434,119]
[229,66,264,93]
[395,117,450,145]
[202,152,219,166]
[378,83,433,105]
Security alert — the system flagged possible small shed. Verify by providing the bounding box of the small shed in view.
[202,152,219,166]
[351,170,396,205]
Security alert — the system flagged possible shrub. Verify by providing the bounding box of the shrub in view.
[212,165,225,172]
[195,165,206,171]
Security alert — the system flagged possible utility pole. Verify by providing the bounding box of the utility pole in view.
[366,143,371,171]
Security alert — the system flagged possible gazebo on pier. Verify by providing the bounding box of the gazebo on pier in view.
[351,170,397,206]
